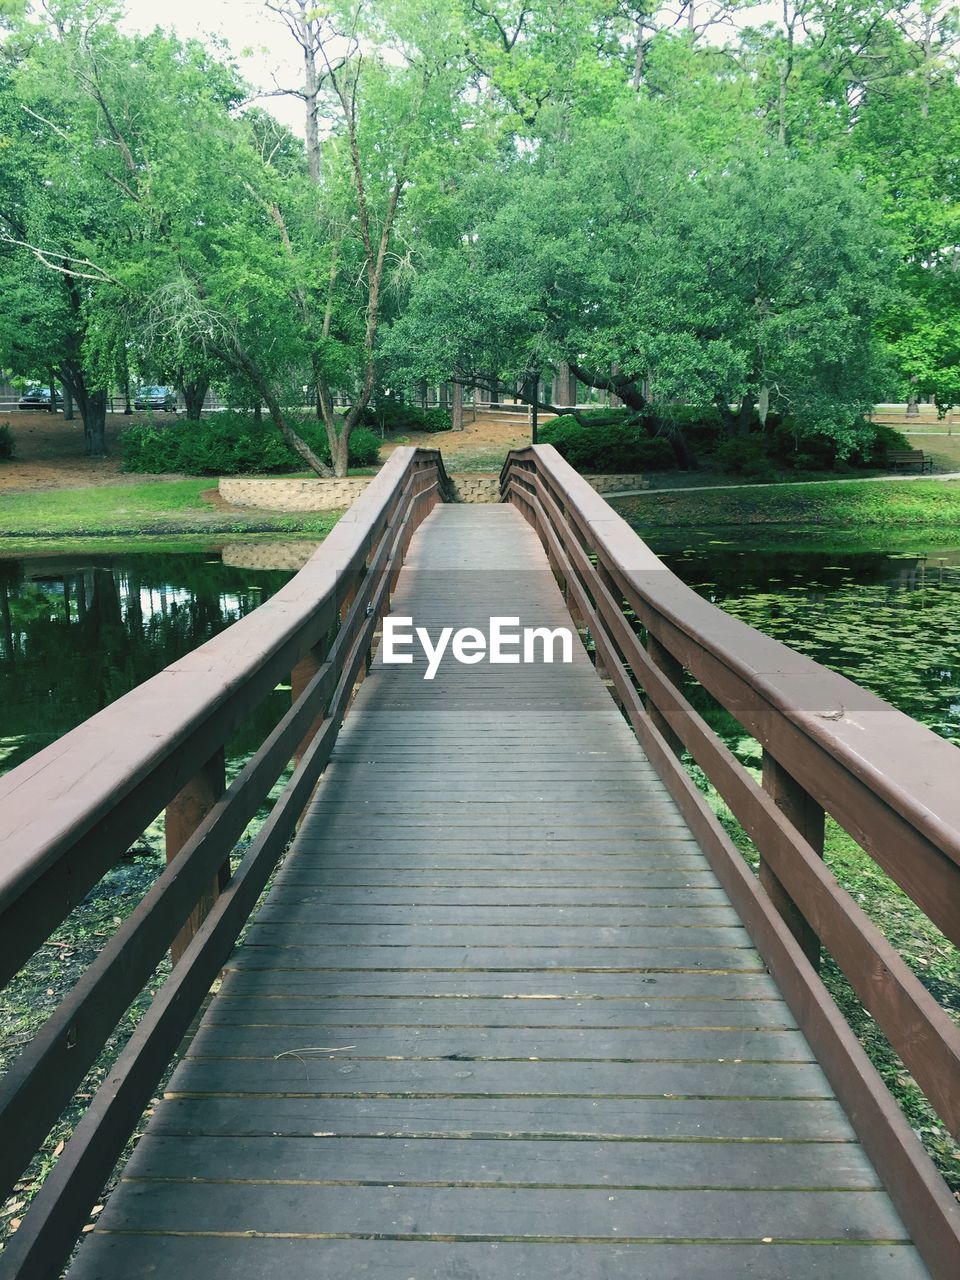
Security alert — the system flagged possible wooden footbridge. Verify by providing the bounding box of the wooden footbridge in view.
[1,447,959,1278]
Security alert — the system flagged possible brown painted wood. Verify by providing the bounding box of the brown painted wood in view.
[166,749,226,965]
[0,449,448,1278]
[760,749,824,970]
[0,448,447,982]
[502,447,960,1277]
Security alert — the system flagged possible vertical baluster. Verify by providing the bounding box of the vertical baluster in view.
[291,642,328,763]
[165,747,226,965]
[760,750,824,970]
[646,633,685,758]
[592,561,619,689]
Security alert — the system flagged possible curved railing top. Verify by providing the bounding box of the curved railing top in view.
[0,446,447,914]
[503,444,960,873]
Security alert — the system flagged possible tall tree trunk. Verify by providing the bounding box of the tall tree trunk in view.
[61,362,108,455]
[907,377,920,416]
[632,18,646,89]
[451,380,464,431]
[84,391,108,455]
[737,392,755,435]
[333,429,350,478]
[48,371,57,414]
[713,393,737,436]
[181,379,208,420]
[63,385,74,420]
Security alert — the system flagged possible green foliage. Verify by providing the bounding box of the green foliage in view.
[0,425,14,460]
[708,421,910,476]
[713,436,776,480]
[539,416,674,473]
[867,423,912,463]
[358,401,452,433]
[121,414,380,475]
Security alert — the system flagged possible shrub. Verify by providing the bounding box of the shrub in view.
[358,400,452,433]
[863,422,910,466]
[714,434,776,479]
[539,416,674,473]
[122,412,381,475]
[0,425,14,460]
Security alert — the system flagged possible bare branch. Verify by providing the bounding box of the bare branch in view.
[0,232,119,283]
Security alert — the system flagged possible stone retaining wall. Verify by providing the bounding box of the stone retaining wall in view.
[218,471,647,512]
[219,477,369,511]
[582,474,647,494]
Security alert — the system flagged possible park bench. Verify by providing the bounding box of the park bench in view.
[889,449,933,472]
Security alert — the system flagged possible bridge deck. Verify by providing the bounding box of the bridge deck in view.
[71,505,925,1278]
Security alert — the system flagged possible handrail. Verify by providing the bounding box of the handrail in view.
[0,446,449,1279]
[502,444,960,1279]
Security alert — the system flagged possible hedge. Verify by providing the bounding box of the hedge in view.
[538,415,675,473]
[122,413,381,475]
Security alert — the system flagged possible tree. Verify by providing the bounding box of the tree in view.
[389,96,893,462]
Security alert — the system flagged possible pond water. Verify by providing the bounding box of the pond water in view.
[645,534,960,747]
[0,541,318,779]
[3,533,959,784]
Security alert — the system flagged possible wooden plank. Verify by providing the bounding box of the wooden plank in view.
[223,944,765,971]
[240,922,754,947]
[183,1025,814,1062]
[123,1132,877,1188]
[67,1236,931,1280]
[166,1058,831,1099]
[250,905,741,926]
[203,996,799,1030]
[90,1181,910,1241]
[261,888,731,906]
[262,861,721,881]
[147,1093,858,1141]
[217,969,783,998]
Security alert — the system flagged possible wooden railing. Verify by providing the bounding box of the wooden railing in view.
[0,446,449,1279]
[501,444,960,1279]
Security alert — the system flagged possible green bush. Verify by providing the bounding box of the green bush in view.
[122,412,381,475]
[714,435,776,478]
[539,416,674,473]
[863,422,910,466]
[0,425,14,460]
[358,400,452,433]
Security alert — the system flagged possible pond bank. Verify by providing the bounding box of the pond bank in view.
[0,479,342,540]
[614,477,960,533]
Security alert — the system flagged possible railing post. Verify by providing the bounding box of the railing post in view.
[646,634,685,758]
[165,747,226,965]
[291,642,328,763]
[760,750,824,970]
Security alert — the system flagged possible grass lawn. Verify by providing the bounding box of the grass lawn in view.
[0,478,341,538]
[617,477,960,531]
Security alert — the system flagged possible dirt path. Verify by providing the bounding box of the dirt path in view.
[380,410,532,471]
[0,411,188,493]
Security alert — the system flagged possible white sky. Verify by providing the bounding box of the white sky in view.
[121,0,309,134]
[120,0,784,138]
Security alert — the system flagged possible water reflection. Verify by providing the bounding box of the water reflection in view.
[0,547,303,776]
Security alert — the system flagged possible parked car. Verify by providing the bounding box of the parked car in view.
[17,385,62,409]
[134,385,177,412]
